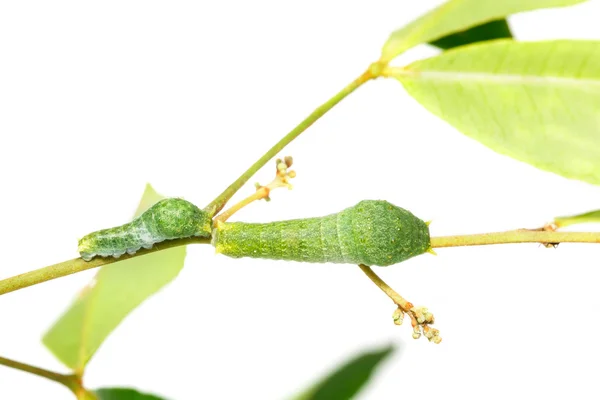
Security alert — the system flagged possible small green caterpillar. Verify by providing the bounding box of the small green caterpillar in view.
[79,199,431,266]
[78,198,212,261]
[213,200,431,266]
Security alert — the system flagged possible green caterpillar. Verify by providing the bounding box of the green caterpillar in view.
[213,200,431,266]
[79,199,431,267]
[78,198,212,261]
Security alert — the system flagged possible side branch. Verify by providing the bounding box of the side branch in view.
[204,68,375,216]
[358,264,441,343]
[0,355,79,393]
[215,156,296,223]
[0,237,210,296]
[431,230,600,248]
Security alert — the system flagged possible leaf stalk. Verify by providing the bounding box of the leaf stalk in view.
[0,355,81,395]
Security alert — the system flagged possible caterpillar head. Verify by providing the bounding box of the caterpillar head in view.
[148,198,213,239]
[78,234,101,261]
[352,200,431,266]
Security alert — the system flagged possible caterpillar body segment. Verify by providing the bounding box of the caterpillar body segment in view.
[78,198,212,261]
[212,200,431,266]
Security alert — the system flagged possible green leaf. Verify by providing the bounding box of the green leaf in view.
[555,209,600,227]
[429,19,512,50]
[293,345,395,400]
[392,40,600,185]
[381,0,587,62]
[43,184,188,371]
[95,388,167,400]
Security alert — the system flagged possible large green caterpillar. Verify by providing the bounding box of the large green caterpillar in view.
[213,200,431,266]
[78,198,212,261]
[79,199,431,266]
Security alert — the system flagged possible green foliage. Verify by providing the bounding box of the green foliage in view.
[555,209,600,227]
[43,185,188,370]
[393,39,600,185]
[429,19,512,49]
[381,0,587,62]
[95,388,166,400]
[293,345,395,400]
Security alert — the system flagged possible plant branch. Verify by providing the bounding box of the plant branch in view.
[358,264,441,343]
[4,227,600,297]
[0,355,80,394]
[0,237,210,296]
[204,67,376,216]
[430,230,600,248]
[358,264,413,310]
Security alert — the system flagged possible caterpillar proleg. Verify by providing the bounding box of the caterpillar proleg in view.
[78,198,212,261]
[212,200,431,266]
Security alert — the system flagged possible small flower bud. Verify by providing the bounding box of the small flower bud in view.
[392,307,404,326]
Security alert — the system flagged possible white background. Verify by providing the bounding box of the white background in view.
[2,1,600,399]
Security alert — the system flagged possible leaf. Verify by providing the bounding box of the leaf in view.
[293,345,395,400]
[95,388,167,400]
[392,40,600,185]
[381,0,587,62]
[555,209,600,227]
[429,19,512,50]
[43,184,188,371]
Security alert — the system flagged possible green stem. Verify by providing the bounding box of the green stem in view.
[204,68,375,216]
[0,355,80,394]
[431,230,600,248]
[0,237,210,296]
[358,264,412,310]
[554,209,600,228]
